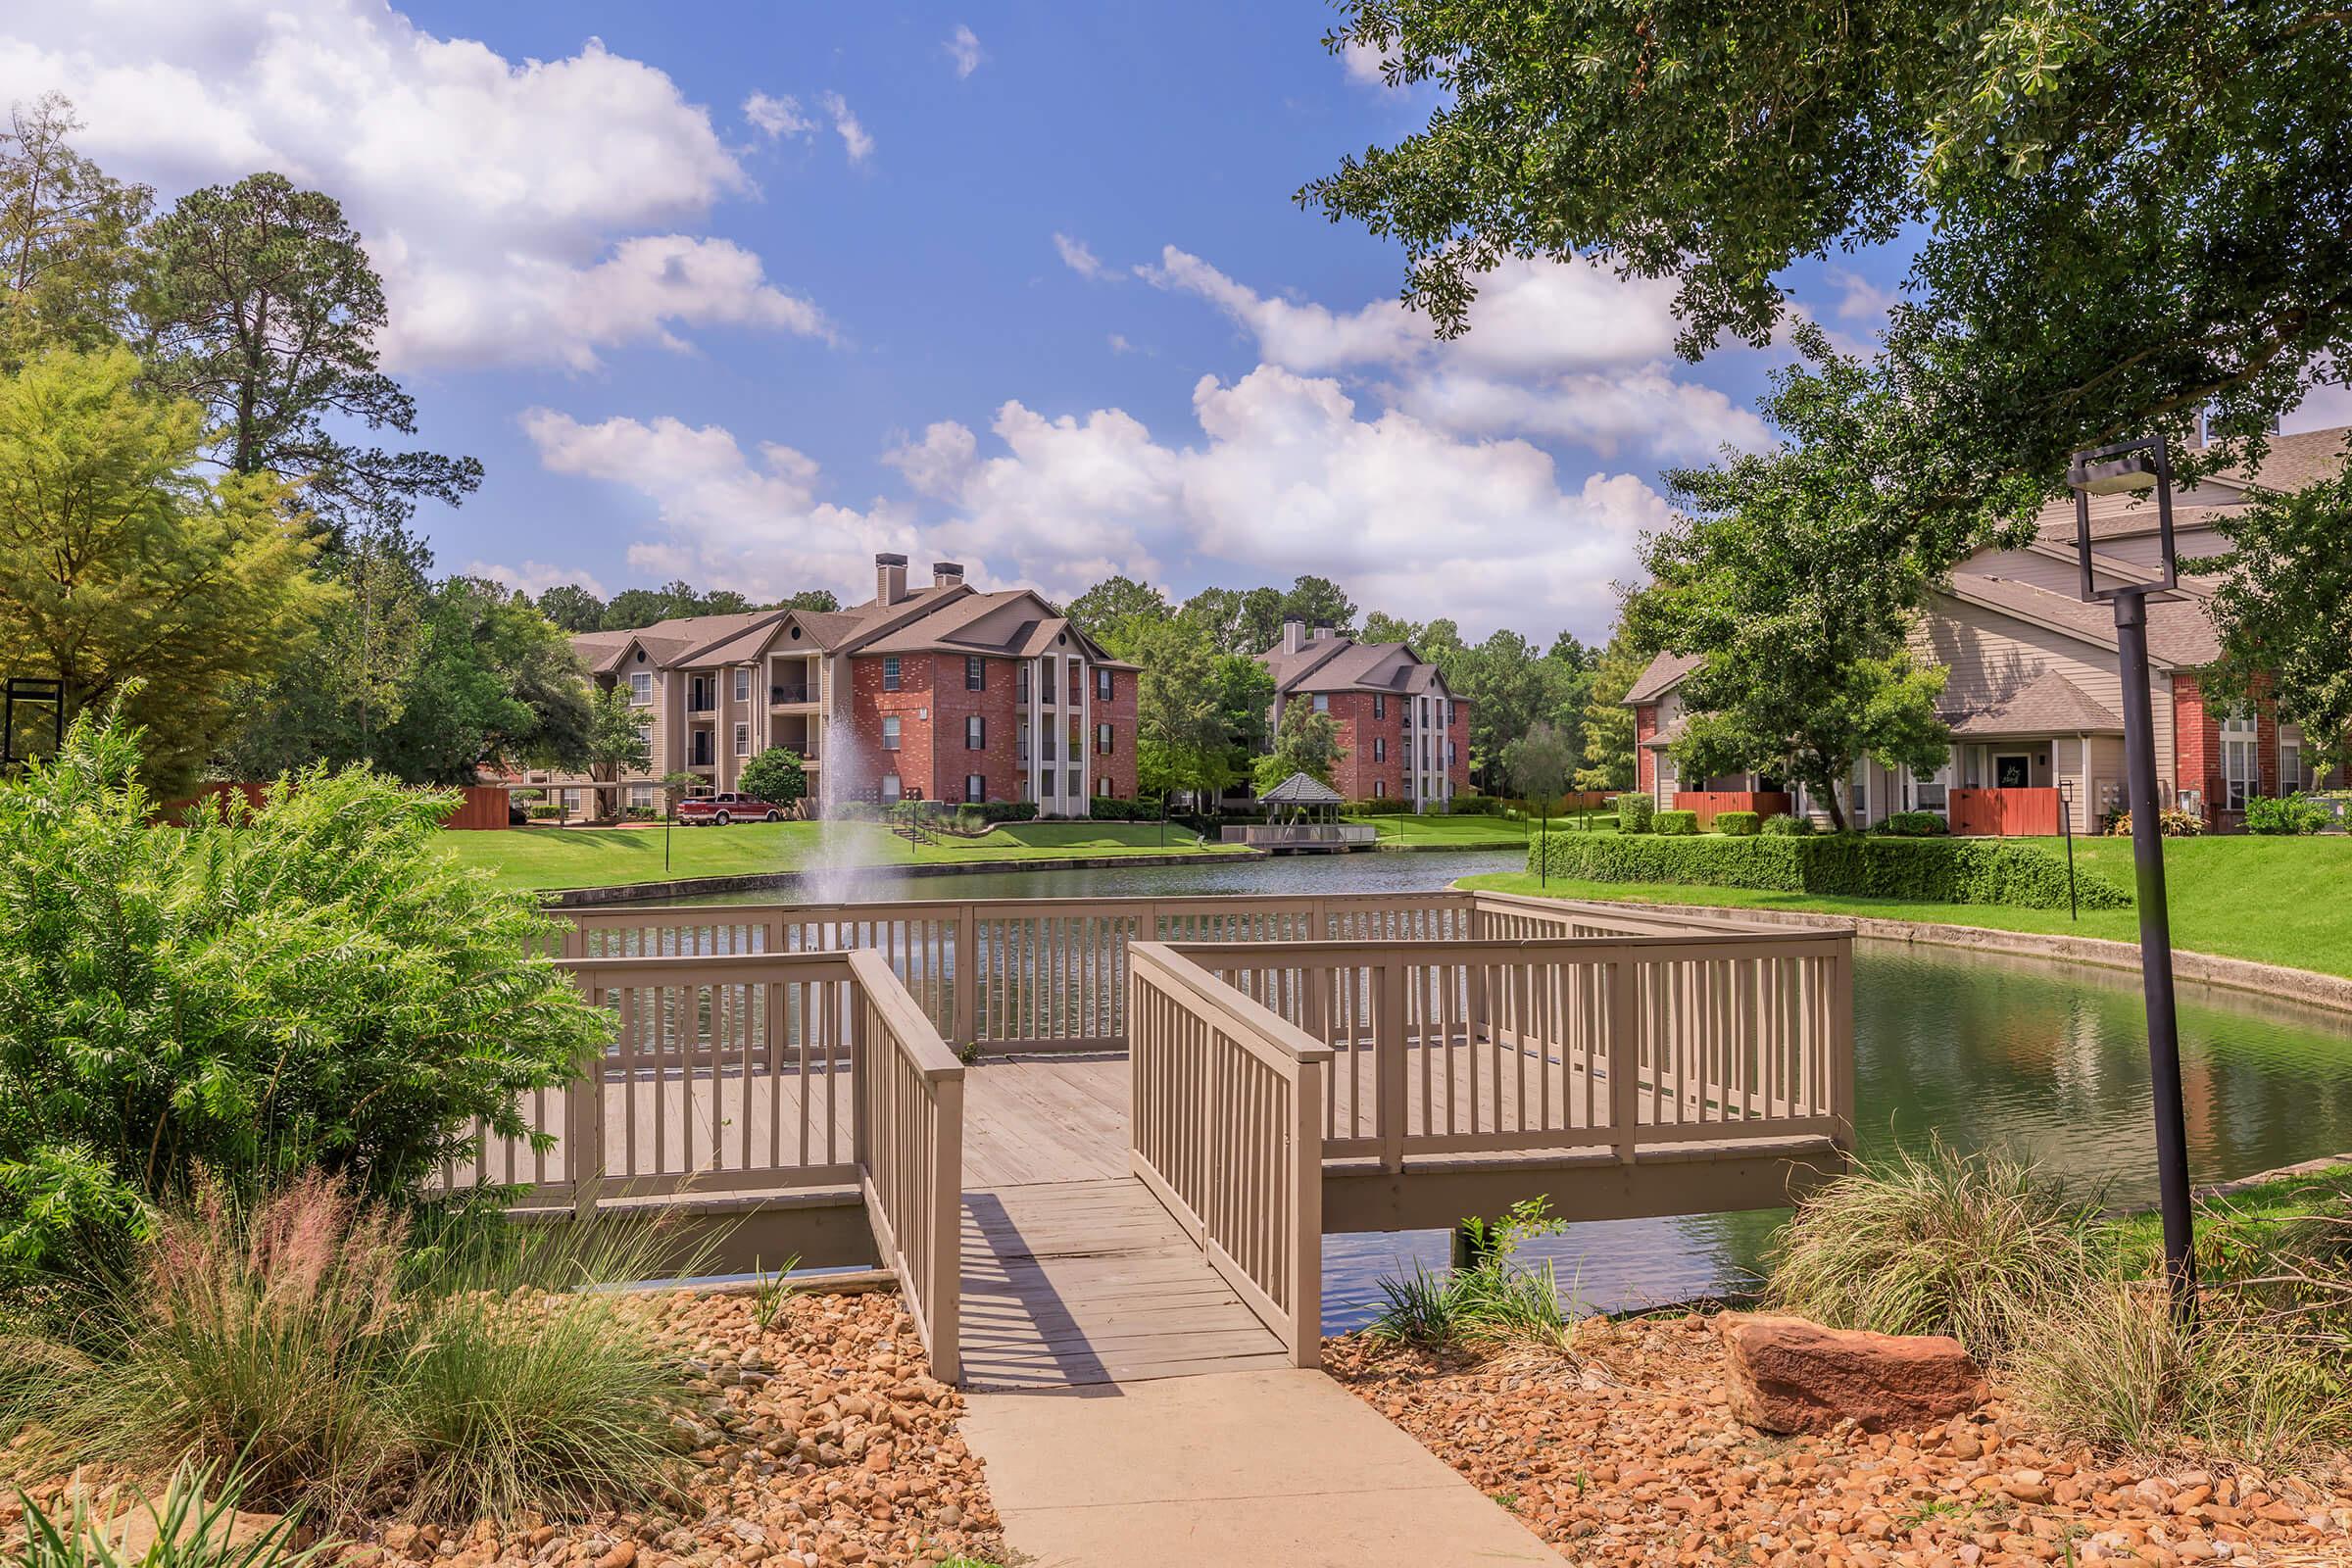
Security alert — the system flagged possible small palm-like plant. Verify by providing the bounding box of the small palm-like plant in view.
[13,1463,327,1568]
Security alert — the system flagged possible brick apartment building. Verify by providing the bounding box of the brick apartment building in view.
[531,555,1138,816]
[1626,424,2351,833]
[1255,616,1471,809]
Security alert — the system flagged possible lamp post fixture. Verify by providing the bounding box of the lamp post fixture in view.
[2068,433,2195,1318]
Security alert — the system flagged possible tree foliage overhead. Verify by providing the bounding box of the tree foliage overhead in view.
[135,172,482,542]
[0,347,329,790]
[1303,0,2352,512]
[2200,454,2352,771]
[0,93,152,365]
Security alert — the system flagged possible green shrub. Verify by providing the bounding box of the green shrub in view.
[1714,809,1761,837]
[1087,796,1152,821]
[2244,793,2333,835]
[1346,796,1410,815]
[1446,795,1506,816]
[1616,793,1654,833]
[1760,811,1812,837]
[1765,1141,2097,1358]
[1652,808,1699,836]
[1368,1200,1581,1355]
[1879,810,1949,837]
[1530,830,2130,909]
[14,1463,326,1568]
[0,708,610,1279]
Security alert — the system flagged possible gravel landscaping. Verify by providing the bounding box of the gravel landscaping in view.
[7,1291,1003,1568]
[1326,1313,2352,1567]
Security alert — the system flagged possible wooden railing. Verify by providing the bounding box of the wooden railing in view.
[1169,920,1853,1166]
[563,892,1478,1054]
[440,947,964,1380]
[1128,942,1328,1365]
[849,950,964,1384]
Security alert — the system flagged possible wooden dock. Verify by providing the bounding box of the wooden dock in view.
[460,890,1855,1388]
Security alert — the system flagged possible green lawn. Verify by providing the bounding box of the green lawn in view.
[1465,831,2352,980]
[2101,1160,2352,1278]
[1347,812,1540,848]
[443,818,1248,894]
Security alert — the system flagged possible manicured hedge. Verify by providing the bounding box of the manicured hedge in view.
[1617,794,1655,834]
[1346,798,1411,815]
[1715,810,1761,837]
[1527,832,2131,910]
[1088,797,1152,821]
[1880,810,1949,837]
[1654,808,1700,836]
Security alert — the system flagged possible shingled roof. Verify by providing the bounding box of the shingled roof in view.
[1942,670,2122,737]
[1258,635,1451,697]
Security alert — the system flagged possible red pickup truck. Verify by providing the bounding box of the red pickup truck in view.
[675,792,789,825]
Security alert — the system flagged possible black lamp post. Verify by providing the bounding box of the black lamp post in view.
[2068,433,2195,1317]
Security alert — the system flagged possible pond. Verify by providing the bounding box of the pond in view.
[651,849,2352,1323]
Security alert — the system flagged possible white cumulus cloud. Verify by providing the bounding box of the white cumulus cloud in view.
[946,24,984,78]
[819,91,874,165]
[1053,231,1111,281]
[469,560,609,599]
[0,1,829,370]
[743,90,815,139]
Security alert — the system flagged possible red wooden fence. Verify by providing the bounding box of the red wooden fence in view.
[1946,787,2060,837]
[156,781,511,830]
[1672,790,1793,829]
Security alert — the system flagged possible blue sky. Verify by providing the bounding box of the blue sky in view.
[4,0,1916,639]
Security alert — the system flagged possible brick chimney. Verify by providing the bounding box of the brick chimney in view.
[874,552,908,605]
[933,561,965,589]
[1282,613,1306,655]
[1312,619,1336,642]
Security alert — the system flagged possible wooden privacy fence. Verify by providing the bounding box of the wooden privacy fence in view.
[1127,942,1327,1366]
[1947,787,2061,837]
[441,947,964,1381]
[1672,790,1794,829]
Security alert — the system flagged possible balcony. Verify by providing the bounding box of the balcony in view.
[687,695,716,714]
[769,683,815,708]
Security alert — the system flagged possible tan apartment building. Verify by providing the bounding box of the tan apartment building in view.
[1255,615,1472,809]
[1626,426,2350,833]
[529,555,1139,816]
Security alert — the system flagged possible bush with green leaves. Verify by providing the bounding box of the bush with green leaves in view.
[0,705,610,1278]
[735,747,808,810]
[1714,809,1760,837]
[1368,1198,1583,1354]
[1653,808,1699,836]
[1760,811,1811,836]
[2244,793,2333,836]
[1879,810,1949,837]
[1087,796,1152,821]
[1615,793,1654,833]
[1530,829,2130,909]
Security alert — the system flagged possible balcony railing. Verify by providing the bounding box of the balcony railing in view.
[770,684,814,706]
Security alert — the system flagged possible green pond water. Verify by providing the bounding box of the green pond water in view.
[657,849,2352,1320]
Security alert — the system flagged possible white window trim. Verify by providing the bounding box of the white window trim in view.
[882,715,903,752]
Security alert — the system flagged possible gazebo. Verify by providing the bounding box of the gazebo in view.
[1258,771,1345,837]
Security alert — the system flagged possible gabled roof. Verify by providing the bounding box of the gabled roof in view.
[1624,651,1703,705]
[2027,424,2351,543]
[1258,635,1449,697]
[1940,571,2221,667]
[1259,772,1344,807]
[1942,670,2122,737]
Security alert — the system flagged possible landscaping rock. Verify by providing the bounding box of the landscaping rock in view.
[1713,1312,1988,1434]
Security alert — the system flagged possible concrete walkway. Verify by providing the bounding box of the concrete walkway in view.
[960,1367,1567,1567]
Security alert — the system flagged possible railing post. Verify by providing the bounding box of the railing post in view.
[1303,903,1329,1046]
[567,993,606,1222]
[1829,936,1857,1152]
[851,973,871,1171]
[1290,1054,1324,1368]
[1608,954,1641,1165]
[1377,958,1408,1173]
[955,903,978,1054]
[931,1067,965,1385]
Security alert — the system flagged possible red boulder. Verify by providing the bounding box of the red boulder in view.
[1714,1312,1989,1434]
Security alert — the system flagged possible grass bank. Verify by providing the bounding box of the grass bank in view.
[1345,811,1539,848]
[1468,830,2352,980]
[441,818,1250,894]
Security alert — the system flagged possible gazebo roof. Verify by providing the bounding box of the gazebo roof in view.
[1259,772,1344,807]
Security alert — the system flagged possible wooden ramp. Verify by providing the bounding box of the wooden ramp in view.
[956,1054,1289,1391]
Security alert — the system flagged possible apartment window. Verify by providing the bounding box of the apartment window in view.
[1017,664,1031,704]
[562,789,581,810]
[881,774,902,803]
[1849,759,1869,822]
[1069,662,1082,704]
[1066,768,1080,799]
[1097,775,1111,797]
[628,671,653,706]
[1373,779,1386,799]
[965,774,985,804]
[881,657,902,692]
[2282,728,2315,793]
[628,783,654,809]
[733,722,750,758]
[1372,737,1386,763]
[1373,693,1385,719]
[881,715,902,752]
[965,656,986,692]
[733,667,750,704]
[1096,722,1113,756]
[1042,659,1056,705]
[1096,667,1113,702]
[1446,700,1454,727]
[636,723,654,754]
[1313,694,1329,713]
[2223,712,2259,809]
[966,714,986,751]
[1448,741,1457,767]
[689,676,714,712]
